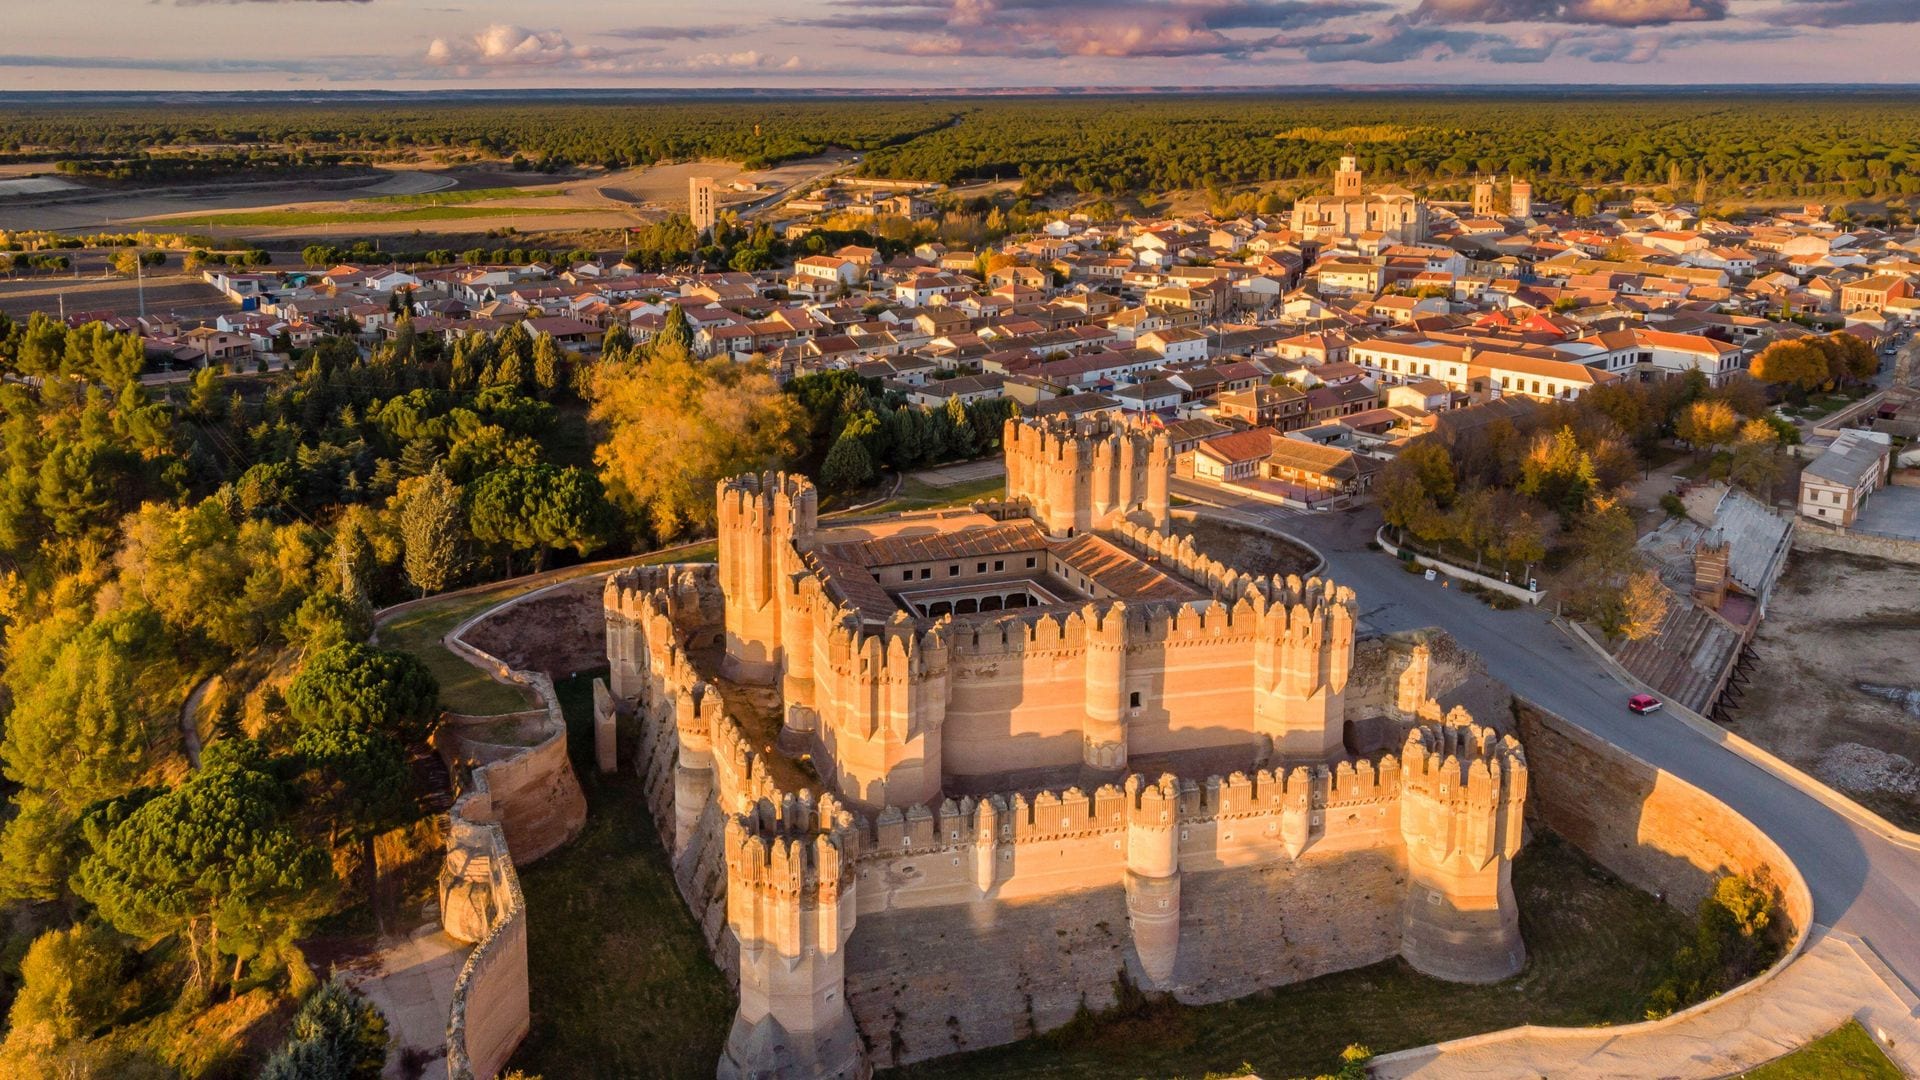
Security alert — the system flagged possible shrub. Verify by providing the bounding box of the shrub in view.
[1643,869,1784,1019]
[1660,493,1687,519]
[259,982,389,1080]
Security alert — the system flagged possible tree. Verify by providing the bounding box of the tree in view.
[1617,570,1670,642]
[259,982,390,1080]
[399,464,465,595]
[467,463,615,571]
[1814,331,1878,386]
[73,757,335,988]
[1675,399,1738,454]
[590,352,804,540]
[1516,426,1597,518]
[531,333,564,398]
[656,304,694,356]
[820,431,876,493]
[1569,494,1657,639]
[1750,340,1830,395]
[286,642,440,746]
[2,923,131,1049]
[1728,418,1784,500]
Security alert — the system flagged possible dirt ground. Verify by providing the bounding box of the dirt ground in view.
[0,270,229,320]
[1181,517,1321,580]
[1722,549,1920,829]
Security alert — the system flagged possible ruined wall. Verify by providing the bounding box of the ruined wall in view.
[1515,703,1811,931]
[442,811,530,1080]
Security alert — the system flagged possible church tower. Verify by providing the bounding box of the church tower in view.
[1334,155,1363,199]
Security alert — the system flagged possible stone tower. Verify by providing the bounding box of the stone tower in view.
[1397,720,1527,983]
[1250,576,1357,762]
[1003,416,1171,539]
[1510,179,1533,220]
[718,473,816,684]
[1472,177,1497,218]
[1334,154,1364,199]
[691,175,718,234]
[719,814,868,1080]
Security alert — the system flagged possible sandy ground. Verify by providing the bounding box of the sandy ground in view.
[597,153,856,214]
[0,270,228,320]
[1722,548,1920,828]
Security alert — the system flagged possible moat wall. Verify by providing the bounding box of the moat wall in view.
[1515,703,1811,930]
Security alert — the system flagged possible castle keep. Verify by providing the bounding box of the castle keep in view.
[601,415,1529,1078]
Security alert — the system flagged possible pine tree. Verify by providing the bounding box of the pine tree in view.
[532,333,563,398]
[821,432,876,492]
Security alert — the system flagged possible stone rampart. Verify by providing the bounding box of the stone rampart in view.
[438,580,596,1079]
[1514,703,1812,930]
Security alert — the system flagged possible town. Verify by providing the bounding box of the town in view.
[3,88,1920,1080]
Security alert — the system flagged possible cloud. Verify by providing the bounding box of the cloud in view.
[421,24,802,75]
[1757,0,1920,26]
[799,0,1390,59]
[1283,15,1493,61]
[601,26,741,42]
[1413,0,1727,26]
[1562,25,1791,61]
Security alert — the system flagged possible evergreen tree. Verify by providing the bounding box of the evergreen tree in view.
[400,464,464,595]
[821,432,876,493]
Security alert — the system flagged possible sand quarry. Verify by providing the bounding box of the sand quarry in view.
[1724,548,1920,829]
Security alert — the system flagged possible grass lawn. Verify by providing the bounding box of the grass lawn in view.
[884,832,1690,1080]
[1733,1020,1902,1079]
[163,205,591,227]
[507,672,734,1079]
[859,473,1007,516]
[363,186,563,206]
[376,542,717,716]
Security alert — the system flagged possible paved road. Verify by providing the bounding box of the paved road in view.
[1176,478,1920,999]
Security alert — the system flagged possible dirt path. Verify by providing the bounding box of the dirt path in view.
[179,675,211,769]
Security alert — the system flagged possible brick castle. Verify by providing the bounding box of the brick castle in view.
[600,415,1528,1077]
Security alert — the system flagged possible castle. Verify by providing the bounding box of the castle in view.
[1290,155,1431,244]
[600,415,1528,1077]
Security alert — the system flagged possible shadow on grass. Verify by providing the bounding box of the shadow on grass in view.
[883,832,1690,1080]
[505,671,733,1079]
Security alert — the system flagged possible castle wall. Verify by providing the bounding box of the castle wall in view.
[1515,703,1810,932]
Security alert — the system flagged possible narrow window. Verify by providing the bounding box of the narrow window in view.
[1130,692,1142,708]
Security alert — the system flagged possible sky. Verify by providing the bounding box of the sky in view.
[4,0,1920,91]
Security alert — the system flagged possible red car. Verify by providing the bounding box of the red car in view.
[1628,694,1662,715]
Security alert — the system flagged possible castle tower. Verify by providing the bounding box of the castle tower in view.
[1472,177,1497,218]
[1003,417,1173,539]
[1082,602,1129,772]
[718,473,816,685]
[1124,775,1182,988]
[719,819,868,1080]
[1334,155,1364,199]
[1251,577,1357,762]
[1397,721,1527,983]
[691,175,718,235]
[1509,179,1533,220]
[814,617,947,808]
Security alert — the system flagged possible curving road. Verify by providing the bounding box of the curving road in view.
[1175,479,1920,1001]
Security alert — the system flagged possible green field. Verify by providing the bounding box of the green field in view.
[364,185,564,206]
[162,204,592,227]
[1734,1021,1903,1080]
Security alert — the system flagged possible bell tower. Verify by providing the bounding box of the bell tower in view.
[1334,154,1364,199]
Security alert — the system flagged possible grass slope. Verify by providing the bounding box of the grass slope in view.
[1734,1021,1903,1080]
[375,542,717,717]
[507,672,734,1078]
[883,833,1690,1080]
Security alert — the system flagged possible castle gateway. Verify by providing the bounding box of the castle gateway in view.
[602,415,1527,1078]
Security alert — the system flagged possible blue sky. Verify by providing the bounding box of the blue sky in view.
[4,0,1919,89]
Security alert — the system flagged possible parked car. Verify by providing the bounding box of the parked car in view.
[1628,693,1663,715]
